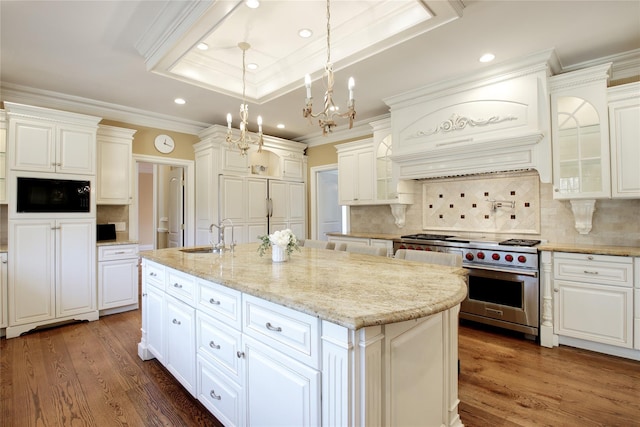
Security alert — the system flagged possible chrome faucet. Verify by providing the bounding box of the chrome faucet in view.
[209,218,235,253]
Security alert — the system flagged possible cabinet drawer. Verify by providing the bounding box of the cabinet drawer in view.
[197,354,244,427]
[196,312,243,383]
[166,268,196,305]
[243,294,319,368]
[143,260,164,289]
[197,279,241,329]
[554,253,633,287]
[98,244,139,261]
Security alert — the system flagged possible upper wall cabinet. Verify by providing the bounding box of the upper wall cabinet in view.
[608,82,640,198]
[5,102,101,176]
[549,64,612,200]
[96,125,137,205]
[336,139,375,205]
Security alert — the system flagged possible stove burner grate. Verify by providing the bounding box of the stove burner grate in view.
[499,239,541,247]
[400,234,454,240]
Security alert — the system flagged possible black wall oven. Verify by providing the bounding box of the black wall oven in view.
[16,177,91,213]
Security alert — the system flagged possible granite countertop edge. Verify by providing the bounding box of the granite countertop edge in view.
[538,243,640,257]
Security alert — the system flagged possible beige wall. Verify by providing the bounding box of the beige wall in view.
[137,170,154,249]
[100,119,199,160]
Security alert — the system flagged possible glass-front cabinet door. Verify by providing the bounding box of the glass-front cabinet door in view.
[550,64,611,200]
[375,133,394,201]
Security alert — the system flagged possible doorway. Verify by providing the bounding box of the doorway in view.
[130,154,195,250]
[310,164,346,240]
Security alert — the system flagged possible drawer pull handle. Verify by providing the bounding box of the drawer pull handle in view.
[583,270,599,275]
[172,319,181,325]
[237,351,245,359]
[587,256,594,260]
[265,322,282,332]
[149,272,157,277]
[209,341,220,350]
[485,308,503,316]
[173,283,183,288]
[209,298,221,305]
[210,390,222,401]
[114,251,125,255]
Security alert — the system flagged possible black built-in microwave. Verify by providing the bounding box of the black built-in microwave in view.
[16,177,91,213]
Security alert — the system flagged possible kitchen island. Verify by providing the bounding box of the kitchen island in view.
[138,244,468,427]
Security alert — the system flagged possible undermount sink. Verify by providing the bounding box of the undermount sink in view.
[179,247,216,254]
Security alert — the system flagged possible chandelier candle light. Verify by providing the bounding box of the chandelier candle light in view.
[226,42,263,155]
[303,0,356,135]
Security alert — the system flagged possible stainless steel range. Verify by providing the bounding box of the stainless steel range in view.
[393,234,540,337]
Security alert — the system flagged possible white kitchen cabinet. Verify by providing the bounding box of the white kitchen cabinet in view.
[5,103,100,175]
[97,244,139,313]
[634,258,639,351]
[0,253,7,330]
[549,64,612,200]
[553,252,633,349]
[0,110,6,203]
[336,139,375,205]
[219,175,305,245]
[6,218,97,338]
[140,260,165,363]
[608,83,640,198]
[96,125,136,204]
[165,293,197,396]
[197,353,245,427]
[244,335,321,427]
[194,146,219,245]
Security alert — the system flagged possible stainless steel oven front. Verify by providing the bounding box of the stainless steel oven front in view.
[460,265,539,337]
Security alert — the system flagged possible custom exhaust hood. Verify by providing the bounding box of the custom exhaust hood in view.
[386,50,556,184]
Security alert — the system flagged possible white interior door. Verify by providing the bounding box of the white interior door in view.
[315,168,341,240]
[167,167,184,248]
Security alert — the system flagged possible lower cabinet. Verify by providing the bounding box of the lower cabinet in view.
[553,252,634,349]
[7,218,97,338]
[97,244,139,313]
[0,253,7,331]
[165,294,196,395]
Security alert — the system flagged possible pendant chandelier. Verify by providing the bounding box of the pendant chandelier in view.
[303,0,356,135]
[226,42,263,156]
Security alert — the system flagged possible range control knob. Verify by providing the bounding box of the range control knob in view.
[492,253,500,260]
[505,254,514,262]
[518,255,527,263]
[477,252,485,259]
[465,252,474,261]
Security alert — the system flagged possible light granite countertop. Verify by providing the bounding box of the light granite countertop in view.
[537,243,640,257]
[97,240,139,247]
[140,243,468,330]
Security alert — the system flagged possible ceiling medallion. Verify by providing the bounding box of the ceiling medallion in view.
[302,0,356,135]
[226,42,264,156]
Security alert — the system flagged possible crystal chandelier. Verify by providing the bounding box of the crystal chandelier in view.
[226,42,263,155]
[303,0,356,135]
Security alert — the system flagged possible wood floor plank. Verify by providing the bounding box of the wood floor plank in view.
[3,312,639,426]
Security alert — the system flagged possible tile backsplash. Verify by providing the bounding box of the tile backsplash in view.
[422,171,539,234]
[349,170,640,247]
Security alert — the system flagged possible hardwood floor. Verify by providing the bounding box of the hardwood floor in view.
[2,312,639,426]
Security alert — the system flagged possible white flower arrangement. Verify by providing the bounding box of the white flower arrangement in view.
[258,229,300,257]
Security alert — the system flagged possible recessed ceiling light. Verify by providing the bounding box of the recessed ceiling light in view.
[277,124,285,129]
[245,0,259,9]
[247,63,259,70]
[197,42,209,51]
[174,98,186,105]
[298,28,313,38]
[479,53,495,63]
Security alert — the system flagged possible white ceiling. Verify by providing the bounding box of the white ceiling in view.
[1,0,639,142]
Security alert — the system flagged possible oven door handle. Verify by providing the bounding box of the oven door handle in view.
[464,264,538,277]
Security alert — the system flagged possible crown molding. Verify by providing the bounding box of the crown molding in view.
[300,113,390,147]
[0,82,210,135]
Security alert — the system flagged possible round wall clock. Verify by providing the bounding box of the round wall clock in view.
[154,134,175,154]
